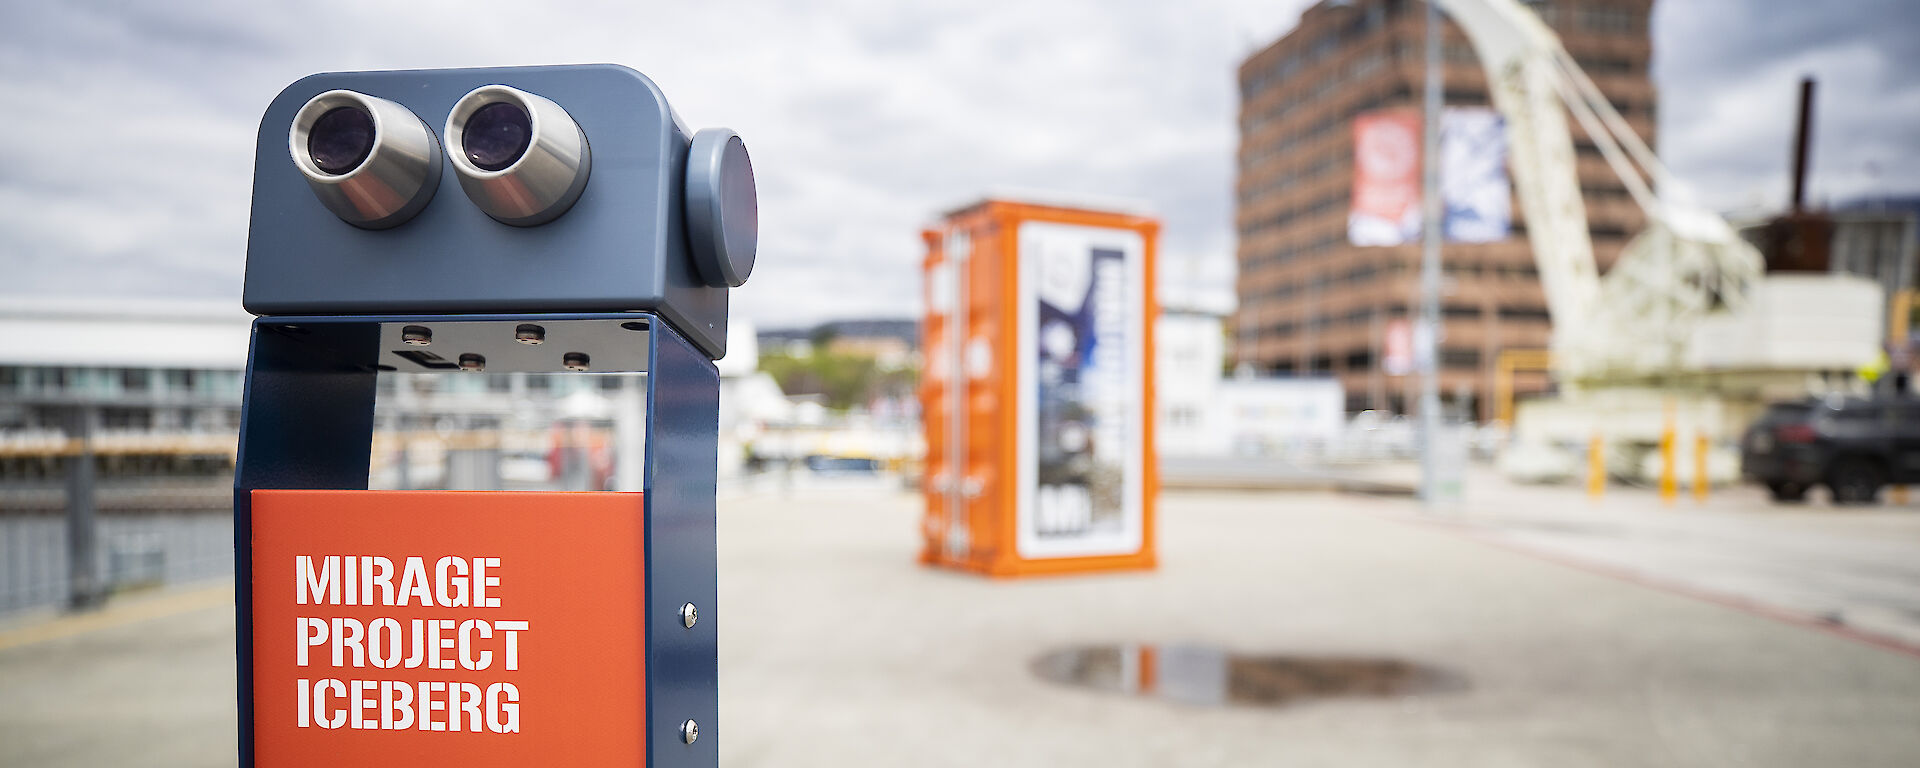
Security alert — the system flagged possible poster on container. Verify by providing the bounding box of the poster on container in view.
[1349,109,1423,246]
[1441,107,1511,243]
[1016,222,1146,559]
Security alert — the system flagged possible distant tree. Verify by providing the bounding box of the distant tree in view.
[809,324,840,351]
[759,350,919,411]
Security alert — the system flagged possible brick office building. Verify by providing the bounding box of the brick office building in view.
[1232,0,1655,418]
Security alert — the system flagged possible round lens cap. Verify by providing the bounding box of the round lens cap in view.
[685,129,757,287]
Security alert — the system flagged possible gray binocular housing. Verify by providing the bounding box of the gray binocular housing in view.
[242,64,756,360]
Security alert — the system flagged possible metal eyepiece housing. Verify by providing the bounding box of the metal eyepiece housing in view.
[288,90,442,229]
[445,85,592,226]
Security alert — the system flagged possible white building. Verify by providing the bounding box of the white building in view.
[0,297,253,434]
[1157,304,1344,460]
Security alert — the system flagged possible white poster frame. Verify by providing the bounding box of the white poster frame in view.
[1014,221,1147,559]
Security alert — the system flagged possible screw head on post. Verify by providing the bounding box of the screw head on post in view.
[679,602,698,629]
[679,719,699,745]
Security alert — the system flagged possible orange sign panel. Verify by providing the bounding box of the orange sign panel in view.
[250,490,647,766]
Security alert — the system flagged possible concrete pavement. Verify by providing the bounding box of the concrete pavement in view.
[0,584,235,766]
[3,484,1918,766]
[720,485,1920,767]
[1418,469,1920,650]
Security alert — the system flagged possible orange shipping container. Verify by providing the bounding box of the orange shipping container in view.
[920,198,1158,577]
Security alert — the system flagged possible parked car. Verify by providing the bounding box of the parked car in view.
[803,455,885,475]
[1740,396,1920,504]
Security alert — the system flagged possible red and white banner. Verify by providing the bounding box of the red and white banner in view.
[1349,109,1423,247]
[1382,318,1413,376]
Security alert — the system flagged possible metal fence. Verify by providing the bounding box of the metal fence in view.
[0,483,231,618]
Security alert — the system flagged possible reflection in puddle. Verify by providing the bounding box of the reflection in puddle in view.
[1032,645,1464,707]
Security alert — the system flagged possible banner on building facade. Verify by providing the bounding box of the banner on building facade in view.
[1382,318,1413,376]
[1350,107,1512,246]
[1349,109,1423,246]
[1440,107,1511,243]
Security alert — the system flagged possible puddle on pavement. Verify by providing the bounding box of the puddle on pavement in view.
[1031,644,1464,708]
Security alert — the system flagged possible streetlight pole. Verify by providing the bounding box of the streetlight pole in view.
[1418,0,1445,507]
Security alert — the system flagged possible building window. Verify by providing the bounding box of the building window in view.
[1498,306,1552,322]
[101,407,151,430]
[164,368,197,393]
[1441,348,1481,368]
[1529,2,1561,27]
[74,367,116,397]
[1581,185,1632,202]
[1574,55,1634,76]
[1579,6,1638,34]
[1349,50,1385,80]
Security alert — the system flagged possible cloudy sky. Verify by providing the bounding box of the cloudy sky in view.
[2,0,1915,330]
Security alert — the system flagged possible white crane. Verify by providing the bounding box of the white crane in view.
[1436,0,1764,383]
[1431,0,1881,481]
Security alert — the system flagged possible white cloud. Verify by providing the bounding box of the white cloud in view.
[1,0,1913,330]
[1653,0,1920,215]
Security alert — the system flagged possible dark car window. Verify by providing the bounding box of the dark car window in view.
[1832,406,1881,422]
[1760,403,1812,425]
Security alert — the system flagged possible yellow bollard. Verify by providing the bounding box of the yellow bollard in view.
[1659,402,1677,505]
[1587,433,1606,501]
[1693,433,1710,504]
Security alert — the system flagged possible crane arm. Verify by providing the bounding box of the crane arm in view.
[1434,0,1763,381]
[1433,0,1599,357]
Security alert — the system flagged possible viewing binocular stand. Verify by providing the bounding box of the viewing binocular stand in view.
[233,64,754,768]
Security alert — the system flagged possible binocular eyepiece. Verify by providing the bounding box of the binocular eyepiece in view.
[444,85,592,227]
[289,90,442,230]
[289,84,591,228]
